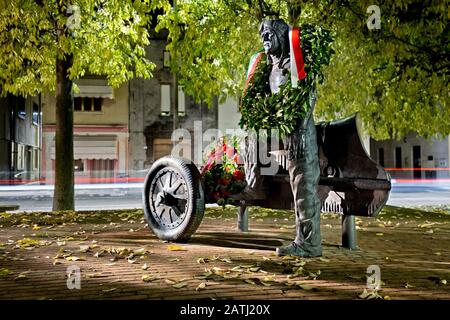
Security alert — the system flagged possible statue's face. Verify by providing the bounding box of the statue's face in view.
[261,25,280,55]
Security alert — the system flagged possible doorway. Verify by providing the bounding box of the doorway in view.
[412,145,421,179]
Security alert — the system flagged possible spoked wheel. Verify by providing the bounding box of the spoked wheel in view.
[142,156,205,241]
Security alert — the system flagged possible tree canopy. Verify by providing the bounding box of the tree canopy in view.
[157,0,449,140]
[0,0,169,96]
[0,0,169,210]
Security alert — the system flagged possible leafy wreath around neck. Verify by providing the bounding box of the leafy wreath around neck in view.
[239,23,334,137]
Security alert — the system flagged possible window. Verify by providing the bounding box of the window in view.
[17,97,26,119]
[378,148,385,167]
[163,50,170,68]
[74,159,85,172]
[178,86,186,116]
[395,147,402,168]
[74,97,102,112]
[17,144,25,170]
[33,149,39,170]
[32,102,40,125]
[160,84,171,116]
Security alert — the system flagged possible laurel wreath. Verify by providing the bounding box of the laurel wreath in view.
[239,24,334,136]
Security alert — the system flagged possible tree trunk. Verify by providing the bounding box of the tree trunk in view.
[52,54,74,211]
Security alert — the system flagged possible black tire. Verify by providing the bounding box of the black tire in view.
[142,156,205,242]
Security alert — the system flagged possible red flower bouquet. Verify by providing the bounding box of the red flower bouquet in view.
[201,136,246,206]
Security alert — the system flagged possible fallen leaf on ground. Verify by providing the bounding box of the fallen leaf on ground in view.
[66,256,85,261]
[165,279,177,285]
[173,282,188,289]
[78,245,91,253]
[404,283,414,289]
[197,257,208,264]
[142,274,156,282]
[319,257,330,263]
[358,289,384,300]
[297,283,315,291]
[167,245,187,251]
[142,263,149,270]
[14,273,28,281]
[196,282,206,291]
[0,268,12,277]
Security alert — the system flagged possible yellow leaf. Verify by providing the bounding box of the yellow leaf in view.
[165,279,177,285]
[167,245,187,251]
[142,274,156,282]
[197,257,207,264]
[66,256,85,261]
[196,282,206,291]
[0,268,12,277]
[14,274,28,281]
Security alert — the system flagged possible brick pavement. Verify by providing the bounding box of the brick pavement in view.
[0,206,449,300]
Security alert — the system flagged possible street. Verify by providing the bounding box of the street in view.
[1,180,449,212]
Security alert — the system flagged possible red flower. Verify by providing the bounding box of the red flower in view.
[233,169,245,181]
[211,192,220,201]
[221,190,231,198]
[219,177,231,186]
[201,159,214,175]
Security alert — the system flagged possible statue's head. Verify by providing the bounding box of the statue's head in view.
[259,19,290,61]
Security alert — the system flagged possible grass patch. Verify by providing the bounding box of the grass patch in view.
[378,205,450,221]
[0,209,144,227]
[1,204,448,228]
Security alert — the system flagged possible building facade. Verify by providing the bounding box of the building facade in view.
[41,81,129,182]
[0,94,42,184]
[128,31,218,175]
[370,133,450,179]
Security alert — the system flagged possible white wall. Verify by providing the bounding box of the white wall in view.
[370,133,450,179]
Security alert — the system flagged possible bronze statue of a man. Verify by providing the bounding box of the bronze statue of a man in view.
[246,19,322,257]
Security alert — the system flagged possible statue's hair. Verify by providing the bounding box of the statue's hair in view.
[259,19,290,68]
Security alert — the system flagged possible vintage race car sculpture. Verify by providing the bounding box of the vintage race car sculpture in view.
[142,115,391,249]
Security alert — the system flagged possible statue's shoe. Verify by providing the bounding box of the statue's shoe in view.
[276,242,322,258]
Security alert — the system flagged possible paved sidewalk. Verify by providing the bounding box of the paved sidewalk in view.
[0,206,449,300]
